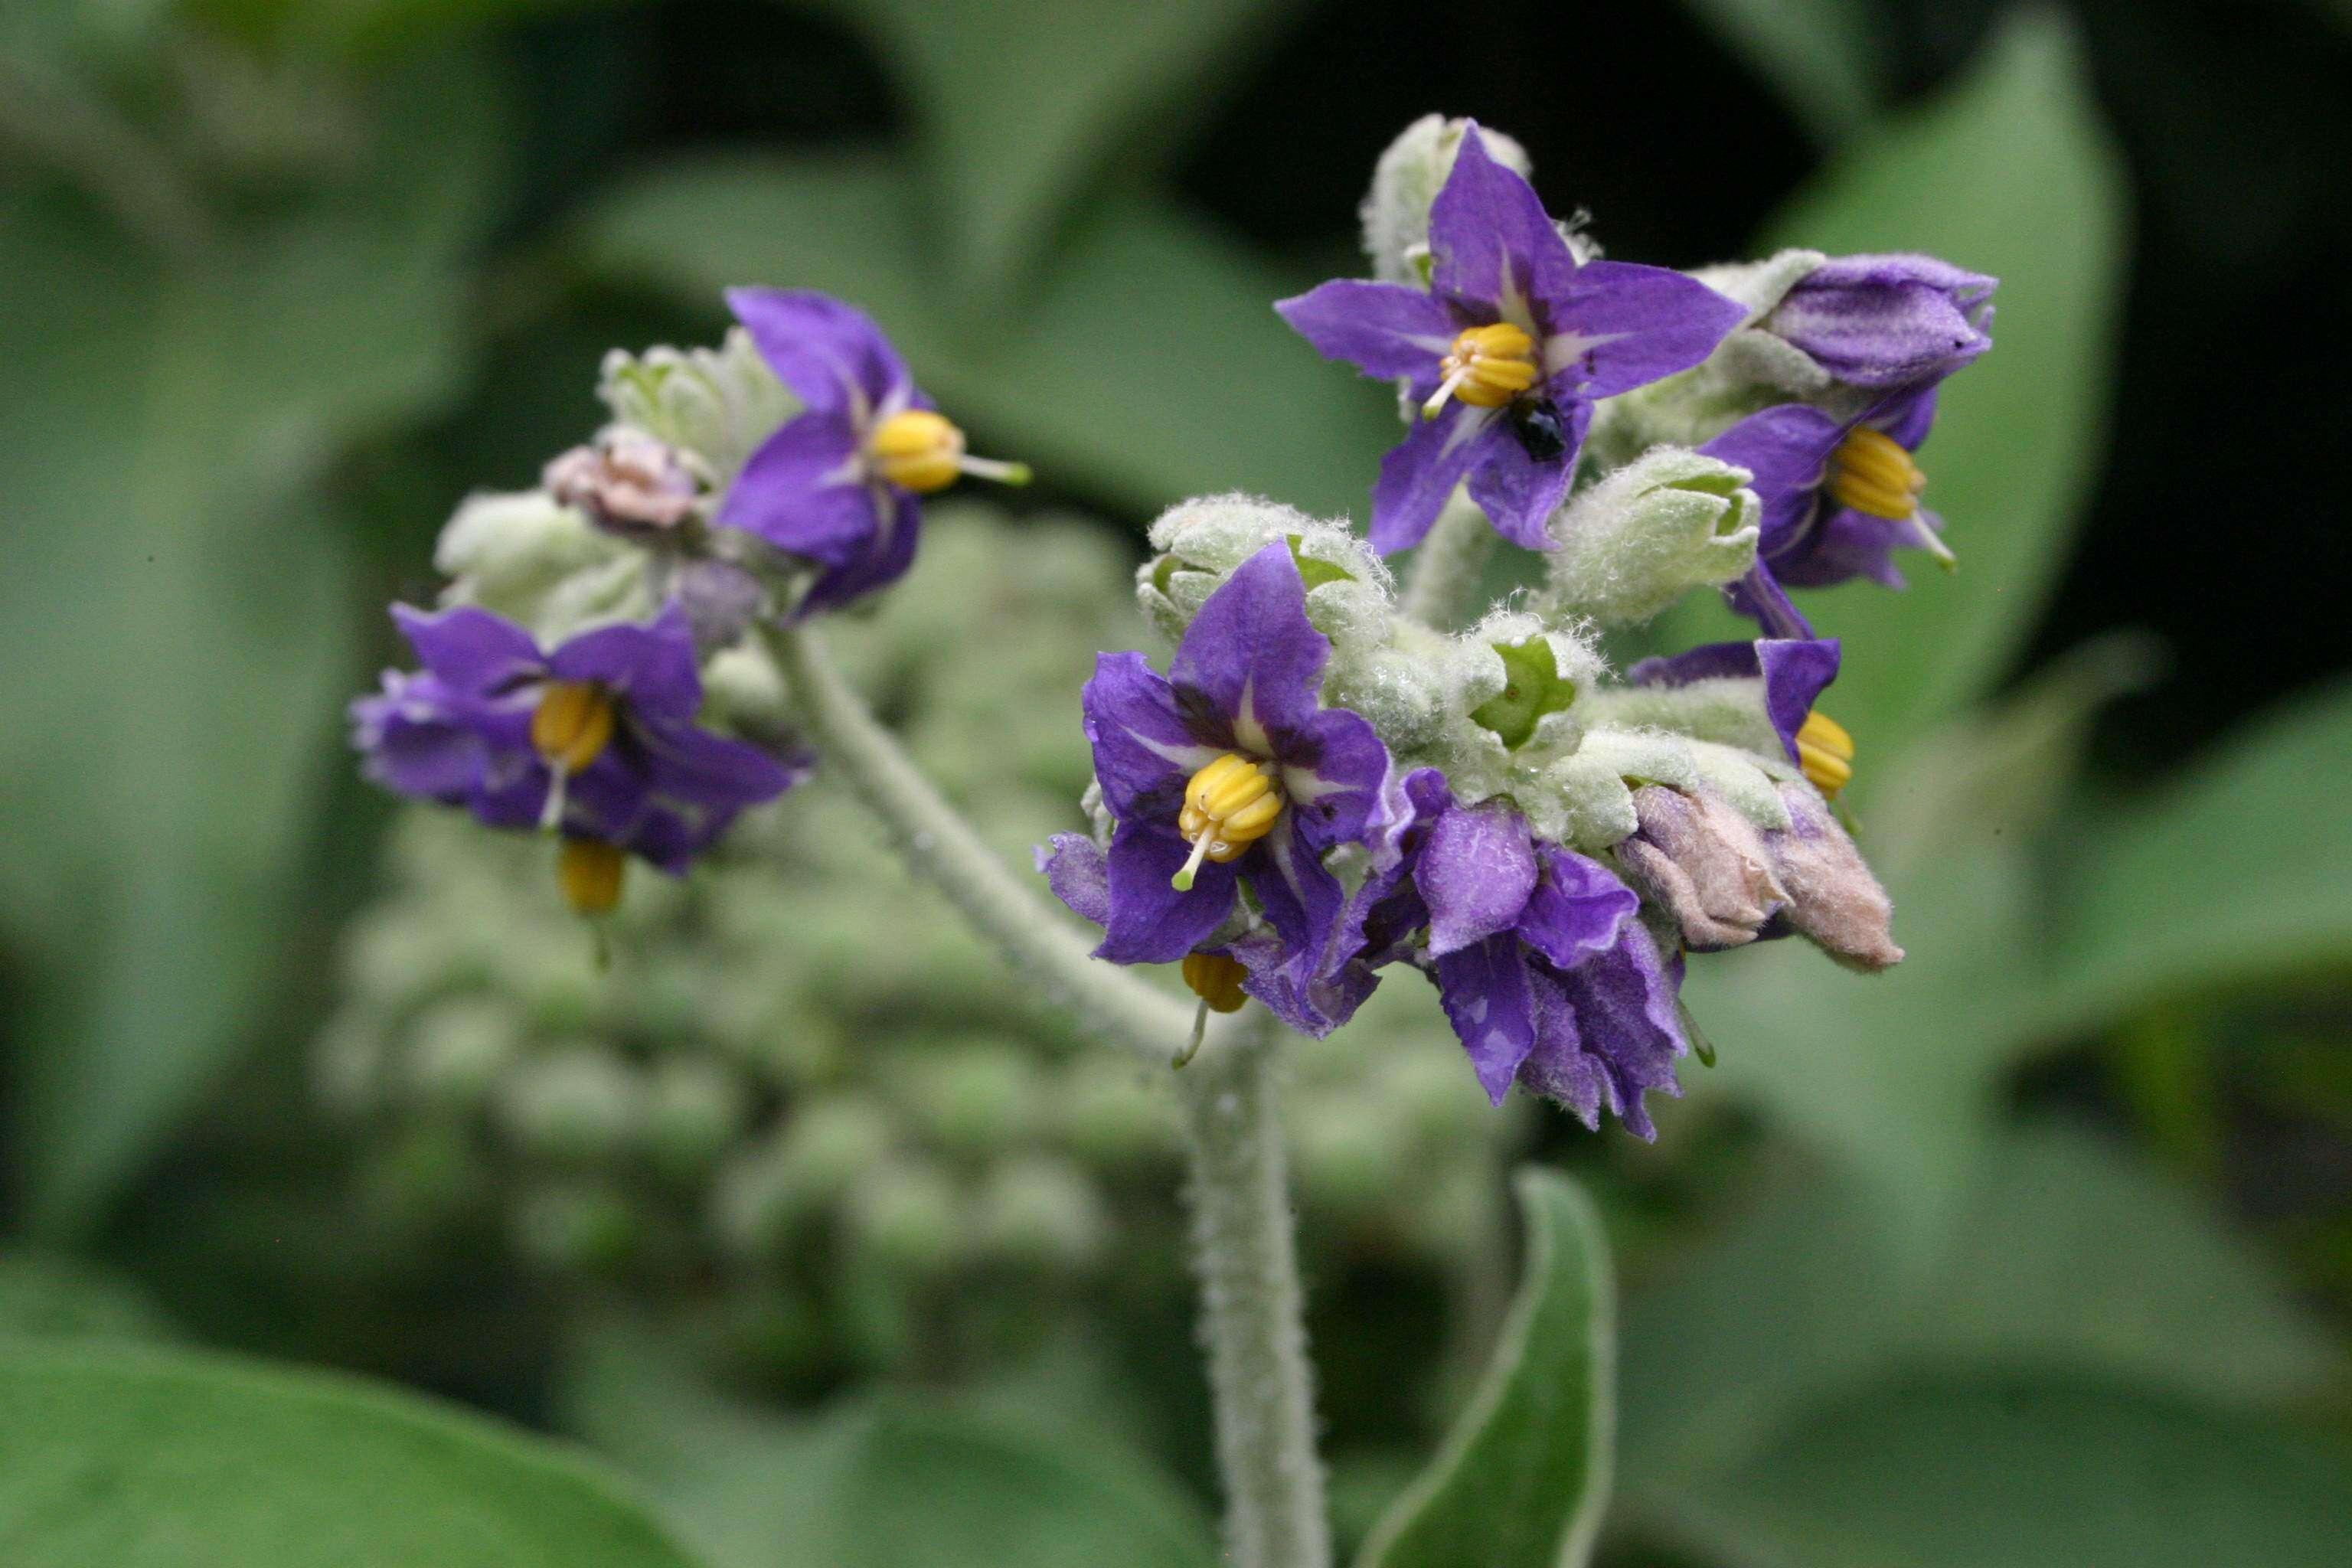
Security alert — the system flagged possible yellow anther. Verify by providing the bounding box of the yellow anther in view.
[1171,752,1286,890]
[869,408,1031,494]
[1424,321,1541,417]
[557,837,626,916]
[1795,709,1854,799]
[1827,426,1926,521]
[1181,952,1250,1014]
[531,681,616,775]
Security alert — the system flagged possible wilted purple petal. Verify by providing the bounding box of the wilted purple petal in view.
[1037,833,1112,928]
[1416,798,1537,956]
[1516,846,1638,971]
[1434,933,1540,1105]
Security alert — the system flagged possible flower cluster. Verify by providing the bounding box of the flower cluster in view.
[1044,119,1991,1135]
[351,292,1031,913]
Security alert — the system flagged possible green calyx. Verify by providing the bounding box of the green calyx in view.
[1472,637,1579,750]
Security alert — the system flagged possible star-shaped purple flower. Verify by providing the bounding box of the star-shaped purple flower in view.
[351,602,804,871]
[718,289,1027,618]
[1700,384,1950,638]
[1277,126,1745,554]
[1042,542,1394,1028]
[1344,775,1688,1136]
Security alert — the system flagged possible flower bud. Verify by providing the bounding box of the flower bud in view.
[1766,783,1903,970]
[544,429,701,537]
[598,328,799,483]
[1762,253,1996,391]
[1361,115,1534,285]
[1542,449,1759,625]
[1615,786,1785,951]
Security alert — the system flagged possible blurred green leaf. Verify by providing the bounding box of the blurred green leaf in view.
[562,1325,1217,1568]
[1665,8,2129,760]
[0,54,501,1236]
[1356,1169,1614,1568]
[0,1343,703,1567]
[575,149,1395,517]
[1619,1125,2337,1481]
[0,1253,177,1345]
[2043,677,2352,1031]
[1663,1375,2352,1568]
[815,0,1301,306]
[1674,0,1886,143]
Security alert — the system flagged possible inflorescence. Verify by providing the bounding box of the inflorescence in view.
[352,113,1994,1138]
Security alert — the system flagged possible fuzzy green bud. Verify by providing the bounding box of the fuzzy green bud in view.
[1138,494,1392,652]
[597,327,798,484]
[434,490,655,646]
[1540,449,1760,625]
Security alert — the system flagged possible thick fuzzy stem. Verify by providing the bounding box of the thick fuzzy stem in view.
[1398,490,1498,629]
[760,619,1194,1060]
[1177,1021,1332,1568]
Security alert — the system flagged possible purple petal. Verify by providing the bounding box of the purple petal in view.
[549,604,703,719]
[1726,564,1818,639]
[1170,544,1331,753]
[1220,927,1377,1040]
[1037,833,1112,928]
[1536,260,1746,400]
[1081,652,1223,825]
[1243,818,1348,976]
[1768,253,1995,390]
[725,288,912,417]
[1517,846,1638,971]
[351,673,490,799]
[1096,822,1240,965]
[1274,279,1456,387]
[392,605,544,696]
[639,720,802,812]
[1697,403,1844,559]
[1774,507,1910,590]
[796,488,923,616]
[1282,706,1393,848]
[1416,799,1537,956]
[1525,923,1688,1139]
[1465,399,1586,549]
[718,404,879,566]
[1628,636,1841,763]
[1427,125,1579,322]
[1370,404,1508,554]
[1868,382,1941,450]
[1434,933,1540,1106]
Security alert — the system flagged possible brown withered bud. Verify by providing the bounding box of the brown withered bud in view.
[544,429,701,537]
[1766,785,1903,971]
[1615,785,1786,951]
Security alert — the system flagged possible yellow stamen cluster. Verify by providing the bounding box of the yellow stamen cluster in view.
[1181,952,1250,1014]
[868,408,1032,495]
[1425,322,1540,417]
[531,681,616,774]
[1795,710,1854,799]
[1827,426,1926,521]
[557,837,626,916]
[1171,753,1285,891]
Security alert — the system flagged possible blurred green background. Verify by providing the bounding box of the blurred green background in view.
[5,1,2350,1564]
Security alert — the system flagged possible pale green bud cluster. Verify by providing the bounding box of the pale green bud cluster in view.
[596,326,800,485]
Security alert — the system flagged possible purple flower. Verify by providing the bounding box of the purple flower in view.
[1700,384,1952,639]
[1044,542,1394,1032]
[1278,126,1744,554]
[1345,776,1688,1135]
[718,289,1028,617]
[1630,635,1841,764]
[351,602,804,874]
[1765,253,1995,390]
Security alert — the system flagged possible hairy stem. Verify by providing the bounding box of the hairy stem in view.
[1397,491,1497,630]
[760,619,1193,1061]
[1177,1018,1332,1568]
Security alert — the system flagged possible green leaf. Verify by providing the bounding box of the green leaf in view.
[1664,8,2130,760]
[0,1253,177,1345]
[815,0,1302,305]
[1619,1125,2337,1482]
[1663,1375,2352,1568]
[560,1326,1217,1568]
[0,1344,702,1568]
[574,150,1395,518]
[0,54,501,1235]
[1674,0,1887,144]
[1355,1169,1615,1568]
[2043,677,2352,1032]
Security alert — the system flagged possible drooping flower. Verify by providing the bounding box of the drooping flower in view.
[717,289,1029,617]
[1761,253,1995,391]
[1042,541,1394,1031]
[351,602,805,904]
[1278,126,1745,554]
[1344,774,1688,1135]
[1698,384,1953,639]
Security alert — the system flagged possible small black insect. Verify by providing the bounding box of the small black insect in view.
[1508,400,1570,462]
